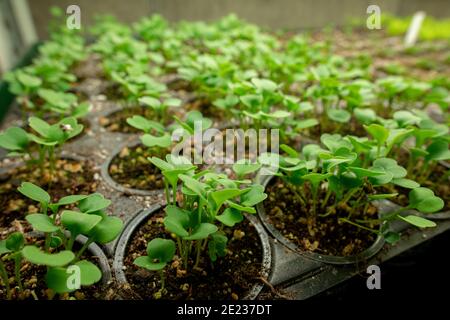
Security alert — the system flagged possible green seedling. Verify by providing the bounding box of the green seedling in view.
[138,155,267,272]
[232,159,262,180]
[0,117,83,178]
[139,95,182,123]
[358,187,444,243]
[126,114,172,156]
[0,232,25,299]
[37,88,90,119]
[173,110,213,135]
[390,113,450,183]
[4,70,42,111]
[149,155,196,206]
[259,135,442,244]
[134,238,175,293]
[15,183,123,297]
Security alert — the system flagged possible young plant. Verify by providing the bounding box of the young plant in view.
[108,65,166,105]
[126,115,172,158]
[231,78,291,131]
[385,111,450,183]
[0,117,83,178]
[258,136,442,244]
[232,159,262,180]
[17,182,123,297]
[37,88,90,119]
[0,232,25,299]
[138,95,182,124]
[4,70,42,111]
[133,238,175,295]
[137,155,267,280]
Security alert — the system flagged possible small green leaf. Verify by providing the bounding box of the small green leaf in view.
[18,182,51,204]
[17,72,42,87]
[384,231,400,244]
[45,260,102,293]
[126,115,164,133]
[185,111,212,131]
[408,187,444,213]
[327,109,351,123]
[302,144,325,160]
[425,140,450,162]
[240,184,267,207]
[216,208,244,227]
[147,238,176,264]
[76,260,102,286]
[321,134,352,152]
[139,96,161,109]
[141,133,171,148]
[56,195,89,206]
[208,232,228,262]
[134,256,166,271]
[251,78,278,91]
[165,98,182,107]
[280,144,299,158]
[26,214,59,233]
[49,236,63,248]
[393,111,421,127]
[298,101,314,113]
[29,117,51,138]
[78,194,111,214]
[232,160,261,177]
[266,110,291,119]
[88,215,123,244]
[354,108,376,125]
[22,246,74,267]
[6,232,25,251]
[148,156,174,171]
[365,124,389,146]
[211,188,249,209]
[296,118,319,129]
[398,215,437,228]
[392,178,420,189]
[61,210,102,235]
[240,94,262,109]
[179,174,207,199]
[134,238,176,271]
[164,205,191,237]
[348,167,385,178]
[184,223,218,240]
[302,173,331,187]
[0,240,11,255]
[372,158,407,179]
[0,127,30,151]
[417,197,444,213]
[227,201,256,213]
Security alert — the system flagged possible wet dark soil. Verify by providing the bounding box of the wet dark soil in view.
[263,177,378,256]
[108,145,166,191]
[122,210,264,300]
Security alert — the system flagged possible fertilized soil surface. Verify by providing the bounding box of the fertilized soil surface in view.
[263,177,378,256]
[109,145,166,191]
[0,158,98,231]
[122,210,264,300]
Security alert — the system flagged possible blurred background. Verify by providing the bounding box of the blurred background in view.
[1,0,450,74]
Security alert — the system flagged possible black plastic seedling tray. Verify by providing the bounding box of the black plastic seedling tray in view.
[269,215,450,299]
[2,92,449,300]
[1,41,449,299]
